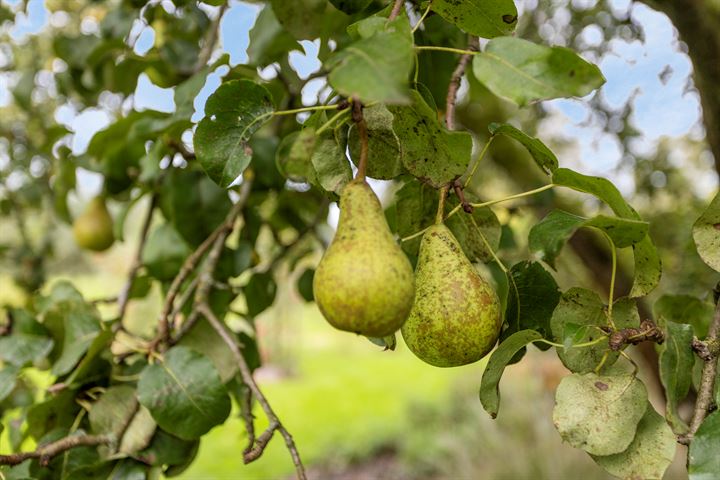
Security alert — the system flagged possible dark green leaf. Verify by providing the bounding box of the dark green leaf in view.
[137,346,231,440]
[297,269,315,302]
[0,366,18,402]
[693,190,720,272]
[243,273,277,318]
[690,411,720,479]
[141,429,199,468]
[592,404,676,479]
[269,0,345,40]
[142,224,192,281]
[395,180,439,258]
[473,37,605,107]
[389,90,472,187]
[529,209,649,268]
[312,123,352,194]
[552,168,661,297]
[553,373,648,455]
[194,80,274,188]
[248,6,301,66]
[488,123,558,174]
[348,104,403,180]
[503,261,560,346]
[329,0,372,14]
[276,129,318,184]
[479,329,542,418]
[659,322,694,434]
[177,317,239,383]
[0,309,54,367]
[44,301,102,376]
[654,294,713,338]
[431,0,518,38]
[444,198,501,263]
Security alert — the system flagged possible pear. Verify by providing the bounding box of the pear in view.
[73,196,115,252]
[314,179,415,337]
[401,224,501,367]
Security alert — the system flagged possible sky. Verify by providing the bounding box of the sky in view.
[0,0,713,197]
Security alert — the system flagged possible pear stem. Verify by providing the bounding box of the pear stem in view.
[436,185,449,224]
[352,98,369,182]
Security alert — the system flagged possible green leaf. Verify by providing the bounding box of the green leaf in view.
[312,124,352,194]
[248,6,301,66]
[431,0,518,38]
[552,167,661,297]
[690,411,720,479]
[553,373,648,455]
[0,309,54,367]
[178,317,239,383]
[330,0,372,13]
[297,269,315,302]
[529,209,649,268]
[389,90,473,187]
[89,385,139,440]
[654,294,713,338]
[479,330,542,418]
[269,0,343,40]
[276,129,318,184]
[444,197,501,263]
[348,104,403,180]
[118,406,156,456]
[327,19,413,104]
[140,430,199,468]
[693,190,720,272]
[592,404,676,479]
[137,346,231,440]
[45,301,102,376]
[472,37,605,107]
[395,180,439,258]
[503,262,560,346]
[658,322,694,434]
[194,80,274,188]
[0,366,18,402]
[488,123,558,174]
[550,289,638,373]
[142,223,192,281]
[243,273,277,318]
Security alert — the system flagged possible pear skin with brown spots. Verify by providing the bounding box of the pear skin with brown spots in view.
[401,224,501,367]
[313,179,415,337]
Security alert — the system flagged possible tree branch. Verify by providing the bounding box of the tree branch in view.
[193,4,227,72]
[197,304,306,480]
[445,36,479,131]
[682,298,720,443]
[0,434,111,467]
[388,0,405,21]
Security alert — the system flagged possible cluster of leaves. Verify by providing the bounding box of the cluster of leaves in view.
[0,0,719,479]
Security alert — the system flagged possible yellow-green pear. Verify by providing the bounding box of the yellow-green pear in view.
[313,179,415,337]
[402,224,501,367]
[73,196,115,252]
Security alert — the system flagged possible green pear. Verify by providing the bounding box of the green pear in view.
[402,223,501,367]
[73,196,115,252]
[314,179,415,337]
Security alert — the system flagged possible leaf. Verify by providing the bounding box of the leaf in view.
[488,123,558,174]
[658,322,694,434]
[248,6,301,66]
[243,273,277,318]
[550,289,638,373]
[297,269,315,302]
[592,404,676,479]
[395,180,439,258]
[327,19,413,104]
[330,0,372,13]
[473,37,605,107]
[177,317,239,383]
[689,411,720,479]
[276,129,318,184]
[654,294,713,338]
[479,330,543,418]
[137,346,231,440]
[142,223,192,281]
[503,262,560,346]
[0,309,54,367]
[269,0,343,40]
[312,124,352,194]
[444,197,501,263]
[431,0,518,38]
[693,190,720,272]
[89,385,139,440]
[529,210,649,269]
[552,167,661,297]
[45,301,102,377]
[389,90,473,187]
[348,104,403,180]
[553,372,648,455]
[119,406,156,455]
[140,430,199,468]
[0,366,18,402]
[194,80,274,188]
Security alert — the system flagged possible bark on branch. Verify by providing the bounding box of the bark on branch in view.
[0,434,111,467]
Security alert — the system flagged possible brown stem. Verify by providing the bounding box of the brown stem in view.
[0,434,111,467]
[445,36,479,131]
[151,180,253,351]
[240,386,256,456]
[388,0,405,21]
[435,185,448,224]
[682,299,720,443]
[192,4,227,72]
[116,195,156,327]
[452,178,473,213]
[602,319,665,351]
[351,99,368,182]
[197,304,306,480]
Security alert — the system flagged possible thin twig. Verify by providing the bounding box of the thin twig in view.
[151,180,253,351]
[116,195,156,327]
[351,99,368,181]
[445,36,479,131]
[388,0,405,21]
[197,304,306,480]
[0,434,111,467]
[240,385,256,456]
[193,4,227,72]
[682,298,720,443]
